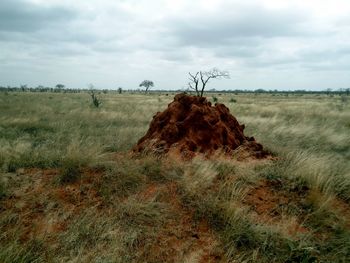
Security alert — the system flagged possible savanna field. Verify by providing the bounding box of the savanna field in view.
[0,91,349,262]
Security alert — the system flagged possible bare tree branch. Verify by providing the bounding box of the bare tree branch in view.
[188,68,229,97]
[188,72,200,96]
[188,72,199,81]
[198,68,230,97]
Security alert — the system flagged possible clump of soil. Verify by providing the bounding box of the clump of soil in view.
[134,93,268,159]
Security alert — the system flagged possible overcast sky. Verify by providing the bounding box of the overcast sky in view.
[1,0,350,90]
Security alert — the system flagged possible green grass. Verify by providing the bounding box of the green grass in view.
[0,91,349,262]
[96,159,147,200]
[0,240,44,263]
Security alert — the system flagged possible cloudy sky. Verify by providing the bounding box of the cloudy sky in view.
[1,0,350,90]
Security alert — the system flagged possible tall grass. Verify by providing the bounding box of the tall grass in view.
[0,92,169,172]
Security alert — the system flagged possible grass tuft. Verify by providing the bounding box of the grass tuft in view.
[57,159,81,185]
[0,181,6,200]
[96,160,146,200]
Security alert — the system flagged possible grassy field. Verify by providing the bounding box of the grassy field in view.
[0,91,349,262]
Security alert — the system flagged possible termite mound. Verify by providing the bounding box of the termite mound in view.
[134,93,269,159]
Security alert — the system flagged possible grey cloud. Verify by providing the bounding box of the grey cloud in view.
[0,0,76,33]
[298,47,350,71]
[302,62,350,71]
[159,49,194,63]
[166,5,307,48]
[211,37,264,58]
[0,1,107,58]
[153,5,313,64]
[244,56,301,69]
[242,46,350,70]
[91,40,133,54]
[302,47,350,61]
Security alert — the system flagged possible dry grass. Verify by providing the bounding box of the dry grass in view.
[0,91,349,262]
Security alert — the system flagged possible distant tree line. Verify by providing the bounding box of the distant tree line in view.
[0,85,111,94]
[0,85,349,96]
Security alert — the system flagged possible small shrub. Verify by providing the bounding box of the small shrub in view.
[229,98,237,103]
[212,96,218,103]
[57,159,81,185]
[89,90,101,108]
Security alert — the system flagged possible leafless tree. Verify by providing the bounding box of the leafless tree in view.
[188,68,230,97]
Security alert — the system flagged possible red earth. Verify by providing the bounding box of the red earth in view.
[134,93,269,159]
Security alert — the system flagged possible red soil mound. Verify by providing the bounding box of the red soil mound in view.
[134,93,268,159]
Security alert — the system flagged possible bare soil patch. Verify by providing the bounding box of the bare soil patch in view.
[244,180,310,237]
